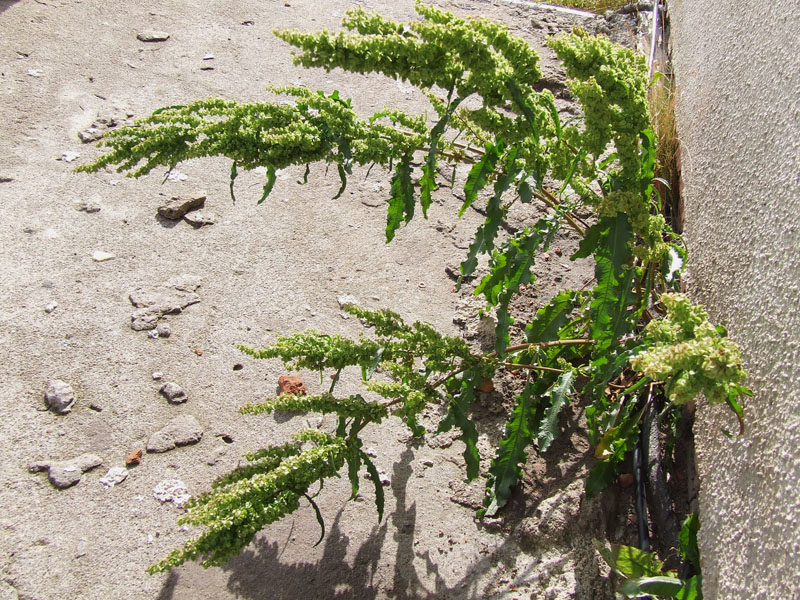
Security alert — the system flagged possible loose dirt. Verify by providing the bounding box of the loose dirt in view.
[0,1,644,598]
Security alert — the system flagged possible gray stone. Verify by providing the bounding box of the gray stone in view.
[44,380,75,414]
[157,192,206,220]
[44,301,58,314]
[99,467,128,488]
[337,294,358,308]
[147,415,203,453]
[152,479,190,507]
[74,199,101,213]
[129,275,201,331]
[137,30,170,42]
[183,211,216,227]
[78,128,102,143]
[159,382,186,404]
[155,323,171,338]
[31,453,102,489]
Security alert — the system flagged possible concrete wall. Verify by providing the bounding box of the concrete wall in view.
[669,2,800,598]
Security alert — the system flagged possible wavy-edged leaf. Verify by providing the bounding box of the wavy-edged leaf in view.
[437,370,481,480]
[360,450,385,522]
[536,371,575,452]
[461,146,518,278]
[475,216,560,353]
[421,93,464,216]
[346,441,362,498]
[303,493,326,546]
[258,165,277,204]
[483,375,554,516]
[525,290,585,343]
[589,213,635,356]
[586,458,617,497]
[459,141,503,217]
[385,153,415,242]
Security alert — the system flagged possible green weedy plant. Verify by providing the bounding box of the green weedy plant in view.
[77,2,748,576]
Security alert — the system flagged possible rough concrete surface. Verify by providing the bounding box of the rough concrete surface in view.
[0,1,640,598]
[670,1,800,598]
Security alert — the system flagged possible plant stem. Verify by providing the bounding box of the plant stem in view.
[494,361,566,374]
[537,188,586,236]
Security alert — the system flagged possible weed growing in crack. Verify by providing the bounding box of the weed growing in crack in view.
[78,3,746,590]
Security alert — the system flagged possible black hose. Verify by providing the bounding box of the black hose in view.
[634,435,651,553]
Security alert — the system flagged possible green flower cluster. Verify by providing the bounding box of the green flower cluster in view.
[147,431,345,573]
[631,294,747,405]
[240,392,388,423]
[76,87,426,180]
[547,28,649,184]
[597,190,669,262]
[276,2,541,106]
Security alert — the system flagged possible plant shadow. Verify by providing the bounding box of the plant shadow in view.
[155,444,522,599]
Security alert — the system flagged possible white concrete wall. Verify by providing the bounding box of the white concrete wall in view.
[669,1,800,598]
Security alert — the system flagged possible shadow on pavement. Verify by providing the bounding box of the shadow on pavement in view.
[155,442,522,599]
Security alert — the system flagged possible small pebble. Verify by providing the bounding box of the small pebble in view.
[99,467,128,488]
[92,250,115,262]
[152,371,163,380]
[44,301,58,314]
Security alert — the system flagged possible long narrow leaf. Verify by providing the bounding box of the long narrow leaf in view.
[385,154,415,242]
[437,371,481,480]
[361,451,385,522]
[303,493,326,546]
[483,375,555,516]
[460,146,519,278]
[258,165,277,204]
[459,142,503,217]
[536,371,575,452]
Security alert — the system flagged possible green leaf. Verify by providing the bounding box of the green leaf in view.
[346,442,362,499]
[303,493,326,546]
[360,450,385,522]
[536,371,575,452]
[525,290,584,343]
[585,458,616,497]
[332,163,348,200]
[619,576,684,598]
[363,346,384,381]
[229,161,238,204]
[506,77,539,143]
[679,513,701,572]
[597,543,664,579]
[475,216,560,354]
[258,165,277,204]
[589,214,635,355]
[572,220,606,259]
[459,141,503,217]
[385,153,414,242]
[460,146,518,278]
[483,376,553,516]
[421,93,464,217]
[676,575,701,600]
[437,371,481,480]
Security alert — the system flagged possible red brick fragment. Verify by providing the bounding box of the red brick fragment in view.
[278,375,306,396]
